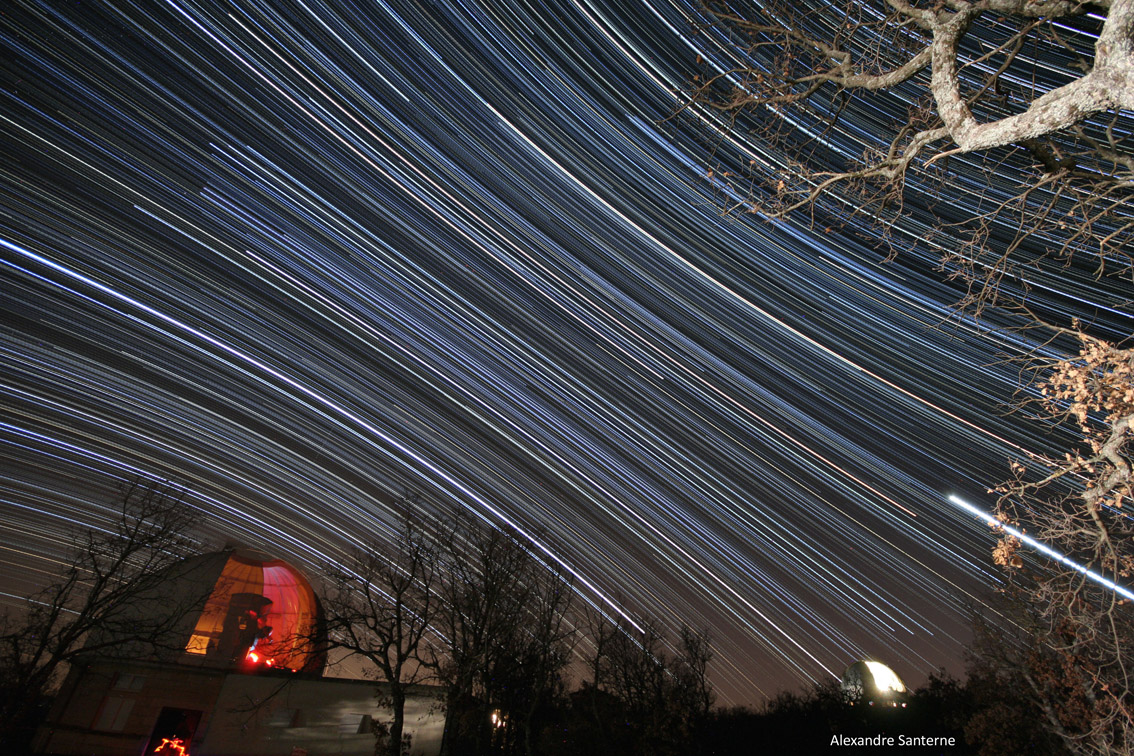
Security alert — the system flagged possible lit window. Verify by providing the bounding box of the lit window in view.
[184,634,211,655]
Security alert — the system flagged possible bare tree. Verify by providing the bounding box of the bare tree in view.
[675,624,715,724]
[680,0,1134,319]
[0,479,201,751]
[322,504,438,756]
[422,510,576,756]
[428,513,535,756]
[498,557,575,756]
[584,610,715,756]
[572,603,622,750]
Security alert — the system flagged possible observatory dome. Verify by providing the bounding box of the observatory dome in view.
[174,548,326,674]
[840,660,907,706]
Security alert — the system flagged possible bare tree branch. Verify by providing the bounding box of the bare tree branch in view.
[679,0,1134,321]
[0,479,203,752]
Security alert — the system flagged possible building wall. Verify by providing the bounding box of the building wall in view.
[199,675,443,756]
[36,659,227,756]
[35,661,443,756]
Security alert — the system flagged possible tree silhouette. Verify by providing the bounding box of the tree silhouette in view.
[0,479,201,752]
[322,500,438,756]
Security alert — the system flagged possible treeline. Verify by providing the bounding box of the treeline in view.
[322,500,1084,756]
[320,502,714,756]
[699,669,1069,756]
[0,483,1097,756]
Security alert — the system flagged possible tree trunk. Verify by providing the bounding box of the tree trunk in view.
[388,687,407,756]
[438,687,459,756]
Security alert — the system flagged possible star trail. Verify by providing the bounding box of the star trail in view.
[0,0,1125,704]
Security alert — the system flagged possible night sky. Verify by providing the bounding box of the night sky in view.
[1,0,1125,705]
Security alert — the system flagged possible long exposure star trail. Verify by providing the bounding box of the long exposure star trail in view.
[0,0,1124,704]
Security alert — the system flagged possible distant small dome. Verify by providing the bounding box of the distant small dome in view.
[175,548,326,674]
[841,660,906,705]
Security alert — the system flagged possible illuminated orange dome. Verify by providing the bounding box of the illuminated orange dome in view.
[178,548,326,674]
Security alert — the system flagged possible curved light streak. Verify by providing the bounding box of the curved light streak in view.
[1,0,1125,703]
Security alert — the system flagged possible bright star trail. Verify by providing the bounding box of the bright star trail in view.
[0,0,1128,704]
[948,495,1134,603]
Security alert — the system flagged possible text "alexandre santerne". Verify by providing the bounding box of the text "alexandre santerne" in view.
[830,735,957,747]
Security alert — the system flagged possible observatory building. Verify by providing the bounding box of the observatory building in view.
[840,660,909,707]
[34,548,443,756]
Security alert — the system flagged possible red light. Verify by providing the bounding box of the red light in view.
[244,649,280,669]
[154,736,189,756]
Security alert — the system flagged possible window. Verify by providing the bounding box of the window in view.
[94,696,134,731]
[112,673,146,691]
[184,633,211,655]
[144,707,203,755]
